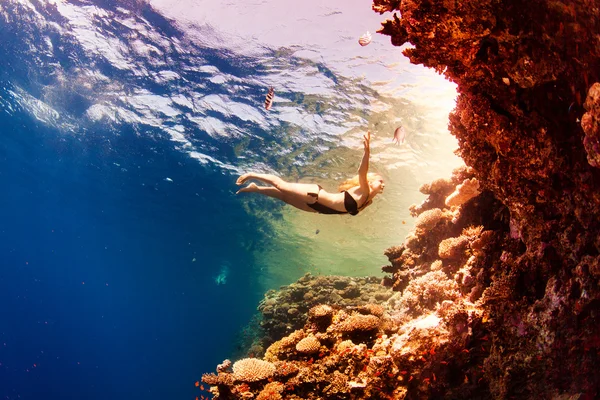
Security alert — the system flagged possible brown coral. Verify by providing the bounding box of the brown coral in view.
[414,208,445,231]
[357,303,385,317]
[400,271,460,315]
[438,236,470,260]
[256,381,284,400]
[232,358,276,382]
[295,335,321,354]
[308,304,334,318]
[264,330,305,362]
[332,313,381,332]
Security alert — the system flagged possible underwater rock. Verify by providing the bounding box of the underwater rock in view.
[375,0,600,398]
[581,82,600,167]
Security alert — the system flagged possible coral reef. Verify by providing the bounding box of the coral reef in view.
[251,274,393,355]
[201,168,506,399]
[200,0,600,398]
[204,301,488,400]
[372,0,600,398]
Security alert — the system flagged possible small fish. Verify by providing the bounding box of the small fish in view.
[393,126,406,144]
[164,177,173,182]
[264,86,274,110]
[358,31,372,46]
[315,229,320,235]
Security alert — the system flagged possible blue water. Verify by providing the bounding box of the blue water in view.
[0,100,271,398]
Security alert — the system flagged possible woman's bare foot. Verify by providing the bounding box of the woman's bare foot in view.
[236,182,258,194]
[236,173,255,185]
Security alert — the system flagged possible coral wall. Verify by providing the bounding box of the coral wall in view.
[375,0,600,398]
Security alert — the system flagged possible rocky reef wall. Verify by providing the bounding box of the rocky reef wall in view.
[375,0,600,398]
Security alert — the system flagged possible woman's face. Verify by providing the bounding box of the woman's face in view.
[369,175,385,195]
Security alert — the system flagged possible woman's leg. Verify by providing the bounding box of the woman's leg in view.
[236,183,283,201]
[236,174,319,212]
[236,172,285,187]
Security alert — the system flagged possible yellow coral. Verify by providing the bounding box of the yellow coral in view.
[415,208,444,230]
[335,340,355,354]
[308,304,334,318]
[256,382,284,400]
[295,335,321,354]
[401,271,460,314]
[462,225,484,237]
[324,371,350,395]
[419,177,454,195]
[265,330,304,362]
[358,303,385,317]
[333,313,381,332]
[438,236,470,259]
[232,358,276,382]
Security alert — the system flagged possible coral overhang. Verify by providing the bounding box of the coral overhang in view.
[374,0,600,397]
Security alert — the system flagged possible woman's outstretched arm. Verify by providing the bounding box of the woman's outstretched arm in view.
[358,131,371,192]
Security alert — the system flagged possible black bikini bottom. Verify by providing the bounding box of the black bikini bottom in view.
[306,185,359,215]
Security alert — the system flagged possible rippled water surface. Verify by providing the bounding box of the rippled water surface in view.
[0,1,462,399]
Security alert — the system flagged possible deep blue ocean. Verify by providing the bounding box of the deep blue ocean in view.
[0,1,462,399]
[0,93,270,399]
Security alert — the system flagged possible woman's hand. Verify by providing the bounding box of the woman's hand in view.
[363,131,371,153]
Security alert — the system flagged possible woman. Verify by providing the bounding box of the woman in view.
[236,131,384,215]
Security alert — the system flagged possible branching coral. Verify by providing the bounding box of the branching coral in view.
[399,271,460,316]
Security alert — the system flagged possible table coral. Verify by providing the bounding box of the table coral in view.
[232,358,276,382]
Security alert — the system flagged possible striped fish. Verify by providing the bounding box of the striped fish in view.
[358,31,372,47]
[264,86,274,111]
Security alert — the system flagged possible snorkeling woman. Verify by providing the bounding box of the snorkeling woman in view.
[236,131,384,215]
